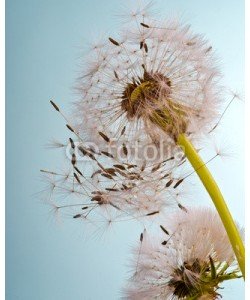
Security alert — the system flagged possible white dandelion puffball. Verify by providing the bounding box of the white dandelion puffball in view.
[124,207,241,300]
[74,8,222,149]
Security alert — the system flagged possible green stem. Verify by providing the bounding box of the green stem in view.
[177,133,245,278]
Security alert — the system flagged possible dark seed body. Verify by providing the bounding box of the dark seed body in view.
[160,225,169,235]
[109,37,120,46]
[66,124,74,132]
[74,166,83,176]
[152,163,161,172]
[71,153,76,165]
[140,233,143,242]
[114,164,126,170]
[121,126,126,135]
[101,151,114,158]
[104,168,116,175]
[122,143,128,156]
[50,100,60,111]
[101,173,113,180]
[73,214,81,219]
[146,211,159,216]
[140,22,150,28]
[98,131,110,142]
[78,146,88,156]
[73,172,81,184]
[69,138,75,149]
[105,188,119,192]
[174,179,184,189]
[178,203,188,212]
[166,179,173,187]
[114,70,119,80]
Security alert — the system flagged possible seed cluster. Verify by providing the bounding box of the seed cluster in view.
[42,102,190,231]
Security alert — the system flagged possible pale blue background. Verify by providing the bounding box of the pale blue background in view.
[6,0,244,299]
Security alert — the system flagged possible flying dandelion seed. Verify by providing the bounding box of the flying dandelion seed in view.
[123,207,243,300]
[41,120,192,232]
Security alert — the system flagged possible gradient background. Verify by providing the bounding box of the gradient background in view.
[6,0,245,299]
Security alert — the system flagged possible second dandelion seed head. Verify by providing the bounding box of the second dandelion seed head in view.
[123,207,242,299]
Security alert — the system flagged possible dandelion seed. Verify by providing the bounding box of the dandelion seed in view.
[143,42,149,53]
[151,163,161,172]
[164,156,175,162]
[73,214,82,219]
[66,124,74,133]
[40,169,57,175]
[50,100,60,112]
[105,188,119,192]
[121,126,126,135]
[114,70,119,80]
[165,179,173,187]
[74,166,83,176]
[140,161,146,171]
[71,153,76,165]
[91,170,102,178]
[101,173,113,180]
[98,131,110,143]
[101,151,114,158]
[73,173,81,184]
[173,178,184,189]
[146,211,159,216]
[160,224,169,235]
[126,164,137,169]
[122,143,128,156]
[161,173,170,179]
[104,168,116,176]
[206,46,213,53]
[69,137,75,149]
[140,22,150,28]
[113,164,126,170]
[78,146,88,156]
[178,203,188,212]
[108,37,120,46]
[110,202,121,210]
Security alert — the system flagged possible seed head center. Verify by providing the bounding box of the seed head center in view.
[121,72,192,137]
[121,72,171,119]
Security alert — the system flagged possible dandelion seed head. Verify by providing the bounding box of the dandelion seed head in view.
[74,8,223,153]
[123,207,241,299]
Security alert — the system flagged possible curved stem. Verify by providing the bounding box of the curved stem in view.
[177,133,245,278]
